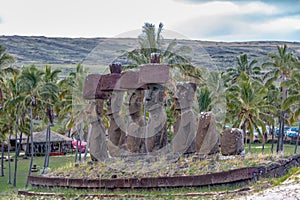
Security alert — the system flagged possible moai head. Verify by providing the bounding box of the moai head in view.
[109,62,122,74]
[107,91,124,115]
[126,89,144,117]
[175,82,196,110]
[146,84,165,111]
[150,52,160,64]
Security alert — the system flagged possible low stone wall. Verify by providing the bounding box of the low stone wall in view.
[28,154,300,190]
[260,154,300,178]
[29,167,259,189]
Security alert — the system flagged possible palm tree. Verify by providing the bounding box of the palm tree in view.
[122,22,202,81]
[225,54,261,86]
[263,44,298,153]
[265,84,281,153]
[0,116,9,177]
[1,68,24,187]
[226,72,275,152]
[40,66,61,172]
[197,86,211,112]
[57,64,89,162]
[0,45,15,106]
[16,65,47,182]
[282,59,300,153]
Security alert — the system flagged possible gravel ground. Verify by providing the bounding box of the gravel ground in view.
[237,174,300,200]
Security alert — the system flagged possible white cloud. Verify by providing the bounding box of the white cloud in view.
[254,17,300,33]
[0,0,298,41]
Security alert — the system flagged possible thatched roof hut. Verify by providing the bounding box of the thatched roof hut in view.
[21,130,72,144]
[21,130,72,155]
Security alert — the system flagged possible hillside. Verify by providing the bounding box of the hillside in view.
[1,35,300,72]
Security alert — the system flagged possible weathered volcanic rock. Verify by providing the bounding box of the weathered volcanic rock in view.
[196,112,219,155]
[139,64,169,84]
[221,128,244,156]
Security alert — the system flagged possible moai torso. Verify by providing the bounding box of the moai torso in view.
[172,82,197,154]
[89,99,109,161]
[107,91,126,149]
[146,84,168,152]
[126,89,146,153]
[106,63,126,151]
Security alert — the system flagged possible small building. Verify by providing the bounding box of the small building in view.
[21,130,72,156]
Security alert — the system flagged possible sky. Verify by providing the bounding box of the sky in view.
[0,0,299,42]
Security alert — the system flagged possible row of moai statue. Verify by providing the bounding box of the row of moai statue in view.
[83,54,244,161]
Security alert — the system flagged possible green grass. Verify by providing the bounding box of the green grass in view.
[246,143,297,156]
[0,153,74,194]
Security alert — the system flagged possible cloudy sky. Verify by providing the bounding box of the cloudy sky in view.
[0,0,299,41]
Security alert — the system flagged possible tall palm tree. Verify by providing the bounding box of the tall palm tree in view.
[0,45,15,106]
[0,115,10,177]
[225,54,261,86]
[57,64,89,162]
[263,44,298,153]
[226,72,275,152]
[1,69,24,187]
[40,66,61,172]
[282,59,300,153]
[265,84,281,153]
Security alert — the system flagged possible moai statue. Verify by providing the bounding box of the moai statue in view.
[83,74,109,162]
[89,99,109,161]
[172,82,197,154]
[196,112,219,155]
[104,63,127,156]
[221,128,244,156]
[141,53,169,153]
[126,89,146,153]
[145,84,168,152]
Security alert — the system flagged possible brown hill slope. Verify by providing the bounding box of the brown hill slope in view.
[0,35,299,71]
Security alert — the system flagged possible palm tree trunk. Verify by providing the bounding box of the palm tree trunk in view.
[7,130,12,184]
[75,136,79,163]
[278,81,288,153]
[42,124,51,174]
[13,131,22,187]
[79,140,82,162]
[83,124,92,161]
[46,125,51,167]
[24,136,30,158]
[242,124,250,153]
[294,123,300,154]
[42,124,49,174]
[1,139,4,176]
[262,132,268,154]
[25,105,34,188]
[271,125,275,154]
[277,113,284,153]
[12,115,19,187]
[279,111,286,152]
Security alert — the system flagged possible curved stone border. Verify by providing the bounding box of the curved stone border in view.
[29,167,259,189]
[28,154,300,190]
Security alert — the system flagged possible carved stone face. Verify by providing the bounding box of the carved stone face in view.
[95,99,104,117]
[146,84,164,110]
[175,82,196,110]
[107,91,124,115]
[126,90,144,116]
